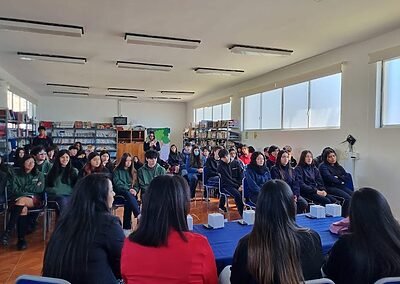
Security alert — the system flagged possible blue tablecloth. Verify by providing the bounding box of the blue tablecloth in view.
[193,214,342,272]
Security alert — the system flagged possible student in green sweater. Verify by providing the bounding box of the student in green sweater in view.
[1,155,45,250]
[135,150,166,201]
[31,146,52,177]
[46,150,78,214]
[113,153,140,234]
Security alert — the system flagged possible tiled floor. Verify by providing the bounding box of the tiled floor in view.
[0,191,240,283]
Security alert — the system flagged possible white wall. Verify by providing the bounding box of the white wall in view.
[38,96,187,146]
[187,27,400,217]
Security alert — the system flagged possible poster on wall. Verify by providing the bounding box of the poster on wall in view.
[146,128,171,161]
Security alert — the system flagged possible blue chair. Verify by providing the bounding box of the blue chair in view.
[304,278,335,284]
[374,277,400,284]
[202,166,220,207]
[241,177,256,210]
[15,274,71,284]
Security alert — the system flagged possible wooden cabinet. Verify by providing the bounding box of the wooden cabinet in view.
[116,130,145,162]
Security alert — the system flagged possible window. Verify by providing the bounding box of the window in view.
[7,90,36,120]
[194,101,231,122]
[381,57,400,126]
[7,91,12,110]
[242,73,342,130]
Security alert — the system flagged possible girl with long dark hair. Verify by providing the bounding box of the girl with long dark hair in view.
[323,187,400,284]
[231,180,323,283]
[167,144,183,174]
[46,150,78,214]
[13,147,25,168]
[244,151,271,205]
[43,174,124,283]
[78,152,108,179]
[100,150,115,172]
[113,153,140,234]
[295,150,338,207]
[1,155,45,250]
[185,145,203,198]
[121,175,217,283]
[271,150,308,213]
[204,146,222,184]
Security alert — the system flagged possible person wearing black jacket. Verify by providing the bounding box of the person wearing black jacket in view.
[217,149,244,216]
[295,150,337,206]
[144,131,161,152]
[167,144,183,174]
[319,148,352,216]
[32,126,53,149]
[204,146,222,184]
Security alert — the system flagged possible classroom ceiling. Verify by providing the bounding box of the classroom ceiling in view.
[0,0,400,102]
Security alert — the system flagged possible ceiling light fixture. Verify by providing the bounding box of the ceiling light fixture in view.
[0,17,83,37]
[47,83,89,89]
[125,33,200,49]
[152,96,181,100]
[229,44,293,56]
[18,52,87,64]
[160,90,195,96]
[194,67,244,76]
[52,91,89,96]
[108,87,145,93]
[116,61,172,72]
[106,94,138,99]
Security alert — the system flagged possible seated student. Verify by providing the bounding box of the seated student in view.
[46,150,78,214]
[204,146,222,184]
[78,152,109,179]
[168,144,183,175]
[263,146,270,160]
[295,150,338,206]
[46,145,58,164]
[68,145,83,170]
[271,150,308,213]
[43,174,124,284]
[319,148,353,216]
[0,155,14,205]
[236,144,243,158]
[244,151,271,205]
[100,150,115,173]
[248,146,255,155]
[121,175,217,284]
[132,156,143,171]
[323,187,400,284]
[185,146,203,199]
[113,153,140,235]
[283,145,297,167]
[314,146,333,167]
[181,142,192,177]
[13,147,25,169]
[218,149,244,216]
[1,155,45,250]
[30,146,52,177]
[229,148,244,185]
[266,145,280,169]
[230,180,323,283]
[135,150,166,201]
[144,131,161,152]
[73,141,85,157]
[201,146,210,165]
[239,144,251,166]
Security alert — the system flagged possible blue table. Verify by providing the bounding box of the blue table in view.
[193,214,342,272]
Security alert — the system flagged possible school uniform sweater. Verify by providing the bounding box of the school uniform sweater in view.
[319,162,348,188]
[135,164,166,195]
[37,160,52,176]
[46,167,78,197]
[244,164,271,198]
[218,161,241,189]
[271,164,301,196]
[11,169,45,199]
[204,157,220,183]
[295,165,325,196]
[113,168,133,194]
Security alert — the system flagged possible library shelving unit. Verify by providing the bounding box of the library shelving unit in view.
[116,129,145,162]
[0,108,8,159]
[183,119,241,149]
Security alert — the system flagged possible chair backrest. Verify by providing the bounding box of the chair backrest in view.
[15,274,71,284]
[219,265,232,284]
[374,277,400,284]
[304,278,335,284]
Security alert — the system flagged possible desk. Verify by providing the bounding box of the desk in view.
[193,214,342,272]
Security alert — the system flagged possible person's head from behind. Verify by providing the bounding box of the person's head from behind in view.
[248,146,255,154]
[268,145,280,158]
[276,150,290,167]
[299,150,314,167]
[323,148,338,165]
[145,150,158,168]
[218,149,230,164]
[263,146,270,158]
[250,151,265,167]
[31,146,47,162]
[130,175,189,246]
[184,142,192,154]
[249,179,301,283]
[38,126,46,136]
[202,147,210,158]
[211,146,222,160]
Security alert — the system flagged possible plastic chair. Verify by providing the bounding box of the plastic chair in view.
[304,278,335,284]
[374,277,400,284]
[218,265,231,284]
[15,274,71,284]
[26,192,48,241]
[202,166,220,207]
[241,177,256,210]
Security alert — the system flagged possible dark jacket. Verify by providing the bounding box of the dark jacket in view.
[295,165,325,196]
[11,169,45,199]
[218,161,241,189]
[32,136,54,148]
[230,159,244,185]
[290,157,298,168]
[0,171,7,202]
[266,159,275,170]
[231,230,323,284]
[144,141,161,152]
[113,168,133,194]
[319,163,348,188]
[271,164,300,196]
[45,167,78,197]
[204,157,220,183]
[168,152,183,167]
[244,164,271,198]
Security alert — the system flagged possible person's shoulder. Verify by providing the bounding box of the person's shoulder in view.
[297,229,321,244]
[183,231,212,248]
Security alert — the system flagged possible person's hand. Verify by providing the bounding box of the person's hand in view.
[129,188,137,196]
[198,168,203,173]
[294,195,298,202]
[317,190,327,197]
[175,166,180,174]
[334,176,339,179]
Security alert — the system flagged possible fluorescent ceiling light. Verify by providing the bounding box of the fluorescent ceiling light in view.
[108,87,145,94]
[229,45,293,56]
[125,33,200,49]
[116,61,172,72]
[47,83,89,89]
[52,91,89,96]
[194,67,244,76]
[152,97,181,100]
[18,52,87,64]
[106,94,138,99]
[0,17,83,37]
[160,90,195,96]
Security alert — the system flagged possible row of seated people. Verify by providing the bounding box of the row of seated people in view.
[35,174,400,284]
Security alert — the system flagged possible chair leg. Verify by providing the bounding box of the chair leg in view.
[43,209,47,241]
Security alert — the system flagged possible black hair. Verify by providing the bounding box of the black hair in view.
[190,146,202,168]
[129,175,189,246]
[322,148,338,165]
[145,149,159,160]
[263,146,269,152]
[30,145,45,156]
[210,146,222,159]
[268,145,279,154]
[115,153,134,178]
[276,150,294,178]
[184,142,192,147]
[43,174,113,281]
[46,150,78,188]
[20,155,39,175]
[249,151,265,167]
[298,150,314,167]
[38,126,46,131]
[248,146,255,154]
[218,149,229,159]
[68,145,78,151]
